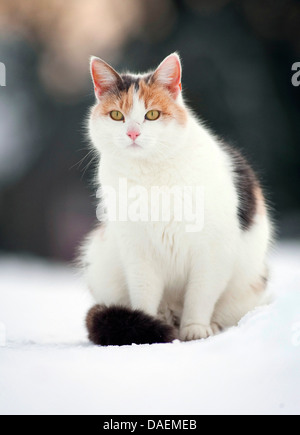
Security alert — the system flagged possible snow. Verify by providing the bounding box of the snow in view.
[0,243,300,415]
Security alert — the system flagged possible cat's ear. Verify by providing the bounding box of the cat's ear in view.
[153,53,182,99]
[90,56,122,99]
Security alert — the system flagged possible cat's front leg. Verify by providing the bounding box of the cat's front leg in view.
[180,255,231,341]
[125,256,164,317]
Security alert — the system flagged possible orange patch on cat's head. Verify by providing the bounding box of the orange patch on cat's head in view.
[92,84,135,119]
[91,75,187,126]
[138,80,187,126]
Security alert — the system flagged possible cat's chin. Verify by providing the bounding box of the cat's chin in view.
[125,143,149,159]
[128,143,142,150]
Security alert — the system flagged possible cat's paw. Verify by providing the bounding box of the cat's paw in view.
[211,322,222,335]
[180,324,214,341]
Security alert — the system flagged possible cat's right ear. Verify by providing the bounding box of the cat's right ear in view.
[90,57,121,100]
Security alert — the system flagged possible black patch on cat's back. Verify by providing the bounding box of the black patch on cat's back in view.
[223,145,258,231]
[119,73,153,92]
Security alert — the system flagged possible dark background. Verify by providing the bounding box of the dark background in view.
[0,0,299,261]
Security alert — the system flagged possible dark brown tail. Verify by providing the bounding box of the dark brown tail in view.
[86,305,176,346]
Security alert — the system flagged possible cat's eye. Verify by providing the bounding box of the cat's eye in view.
[110,111,124,121]
[145,110,160,121]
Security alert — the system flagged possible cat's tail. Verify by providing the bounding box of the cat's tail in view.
[86,305,176,346]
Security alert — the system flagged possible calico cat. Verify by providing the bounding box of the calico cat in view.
[81,53,273,346]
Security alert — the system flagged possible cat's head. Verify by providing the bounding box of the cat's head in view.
[89,53,188,161]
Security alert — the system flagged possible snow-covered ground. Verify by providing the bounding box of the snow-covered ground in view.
[0,242,299,415]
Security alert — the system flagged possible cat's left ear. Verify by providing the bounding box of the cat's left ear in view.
[153,53,182,99]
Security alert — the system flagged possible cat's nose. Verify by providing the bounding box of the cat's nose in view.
[127,130,141,141]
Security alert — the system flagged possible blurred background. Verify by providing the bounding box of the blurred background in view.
[0,0,299,262]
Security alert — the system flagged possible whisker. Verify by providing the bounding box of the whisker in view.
[70,149,95,171]
[81,154,98,180]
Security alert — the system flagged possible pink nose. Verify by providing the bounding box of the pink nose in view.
[127,130,141,141]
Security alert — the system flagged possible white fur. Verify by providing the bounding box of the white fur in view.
[81,56,273,341]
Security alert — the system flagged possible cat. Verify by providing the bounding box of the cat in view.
[81,53,273,346]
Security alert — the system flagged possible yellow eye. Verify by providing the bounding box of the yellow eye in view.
[110,111,124,121]
[145,110,160,121]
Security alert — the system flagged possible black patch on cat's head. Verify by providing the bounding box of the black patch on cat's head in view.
[223,144,259,231]
[118,73,153,92]
[86,305,176,346]
[120,74,141,91]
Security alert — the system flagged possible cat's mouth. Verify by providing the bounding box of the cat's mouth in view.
[128,142,142,149]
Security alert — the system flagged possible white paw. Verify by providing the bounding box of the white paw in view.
[180,324,215,341]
